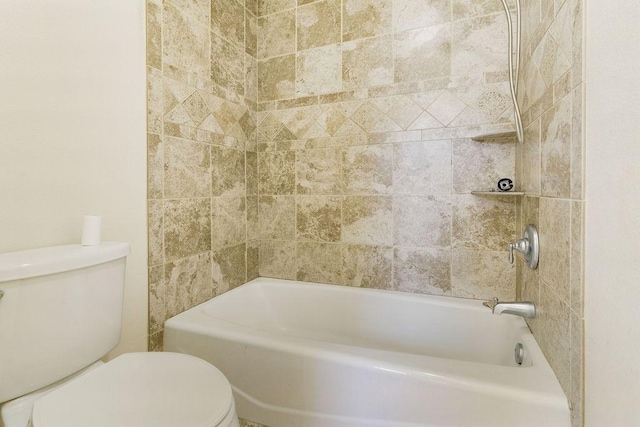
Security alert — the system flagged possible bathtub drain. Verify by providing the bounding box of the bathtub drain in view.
[515,343,525,365]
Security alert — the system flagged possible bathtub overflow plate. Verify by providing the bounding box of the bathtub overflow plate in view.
[515,343,525,365]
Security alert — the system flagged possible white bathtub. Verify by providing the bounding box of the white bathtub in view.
[164,278,570,427]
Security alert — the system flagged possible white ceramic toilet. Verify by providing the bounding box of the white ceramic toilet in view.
[0,242,239,427]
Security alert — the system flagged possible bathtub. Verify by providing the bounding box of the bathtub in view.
[164,278,570,427]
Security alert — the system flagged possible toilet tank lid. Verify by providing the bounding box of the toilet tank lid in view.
[0,242,130,283]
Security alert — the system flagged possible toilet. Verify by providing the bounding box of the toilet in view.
[0,242,239,427]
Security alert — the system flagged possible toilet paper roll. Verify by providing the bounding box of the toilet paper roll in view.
[81,216,102,246]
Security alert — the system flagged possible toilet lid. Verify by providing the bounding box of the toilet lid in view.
[31,352,234,427]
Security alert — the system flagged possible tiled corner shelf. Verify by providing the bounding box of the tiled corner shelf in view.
[471,131,517,142]
[471,191,524,196]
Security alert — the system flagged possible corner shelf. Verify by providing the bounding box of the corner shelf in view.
[471,191,524,196]
[471,131,517,142]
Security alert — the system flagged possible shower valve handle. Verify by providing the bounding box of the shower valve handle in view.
[508,239,530,264]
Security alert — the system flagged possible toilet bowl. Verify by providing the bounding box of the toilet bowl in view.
[0,242,239,427]
[31,352,239,427]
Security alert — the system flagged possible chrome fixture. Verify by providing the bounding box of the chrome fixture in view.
[498,0,523,142]
[483,297,536,318]
[509,224,539,269]
[514,343,525,365]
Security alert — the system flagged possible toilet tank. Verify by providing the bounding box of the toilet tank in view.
[0,242,130,403]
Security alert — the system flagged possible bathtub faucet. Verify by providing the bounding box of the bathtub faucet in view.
[483,297,536,318]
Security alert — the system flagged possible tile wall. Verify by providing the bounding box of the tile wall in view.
[255,0,520,299]
[145,0,259,350]
[515,0,584,425]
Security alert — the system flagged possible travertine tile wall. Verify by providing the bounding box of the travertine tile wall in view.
[515,0,584,425]
[145,0,259,350]
[255,0,520,299]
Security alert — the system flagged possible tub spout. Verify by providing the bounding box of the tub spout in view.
[483,298,536,318]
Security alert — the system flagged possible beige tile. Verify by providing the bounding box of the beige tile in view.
[297,196,341,242]
[394,0,450,32]
[297,0,341,50]
[170,0,211,25]
[349,102,403,133]
[148,134,163,199]
[394,195,451,248]
[259,195,296,239]
[164,199,212,262]
[342,245,393,289]
[259,151,296,194]
[247,240,260,281]
[149,331,164,352]
[522,118,541,195]
[246,0,258,15]
[212,0,245,47]
[258,0,295,16]
[571,85,583,199]
[342,36,394,90]
[146,1,162,70]
[520,256,540,333]
[166,252,213,314]
[342,196,393,245]
[148,200,164,267]
[452,194,515,251]
[212,197,246,248]
[425,89,466,126]
[342,145,393,194]
[296,148,342,194]
[211,33,245,96]
[570,201,583,314]
[247,196,259,241]
[245,55,259,102]
[296,45,342,96]
[162,3,210,79]
[538,280,571,397]
[387,96,425,130]
[317,107,350,136]
[212,243,247,294]
[246,12,258,57]
[541,93,572,198]
[452,0,504,20]
[394,24,451,83]
[394,247,451,295]
[246,151,258,195]
[212,146,246,196]
[258,55,296,101]
[257,9,296,59]
[539,197,571,301]
[393,140,452,194]
[452,138,515,193]
[342,0,392,42]
[451,249,515,300]
[147,68,163,134]
[570,310,584,427]
[164,137,211,198]
[259,240,297,279]
[278,108,313,137]
[452,13,507,77]
[148,266,166,336]
[296,242,342,284]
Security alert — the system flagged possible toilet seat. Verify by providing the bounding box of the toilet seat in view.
[31,352,235,427]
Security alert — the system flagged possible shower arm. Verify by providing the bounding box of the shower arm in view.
[499,0,524,143]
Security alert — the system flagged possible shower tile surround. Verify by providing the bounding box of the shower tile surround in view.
[146,0,584,424]
[515,0,585,425]
[146,0,259,352]
[254,0,520,301]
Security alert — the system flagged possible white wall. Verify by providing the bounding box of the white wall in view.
[585,0,640,424]
[0,0,147,357]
